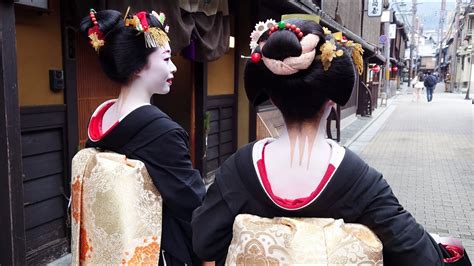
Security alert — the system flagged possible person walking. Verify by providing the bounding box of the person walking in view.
[424,71,437,102]
[72,9,205,265]
[412,72,425,102]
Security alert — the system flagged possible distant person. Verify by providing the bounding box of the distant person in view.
[412,72,424,102]
[424,71,437,102]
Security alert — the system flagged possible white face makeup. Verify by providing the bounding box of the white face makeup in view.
[137,42,177,95]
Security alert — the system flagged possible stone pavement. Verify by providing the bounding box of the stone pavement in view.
[346,84,474,254]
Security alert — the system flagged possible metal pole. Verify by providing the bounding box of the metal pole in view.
[466,16,473,100]
[415,17,420,75]
[437,0,447,74]
[450,0,461,93]
[409,0,417,86]
[384,20,391,97]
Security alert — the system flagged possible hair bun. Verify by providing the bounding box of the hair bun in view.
[262,30,302,61]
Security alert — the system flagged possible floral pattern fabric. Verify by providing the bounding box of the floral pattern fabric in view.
[71,148,163,265]
[226,214,383,265]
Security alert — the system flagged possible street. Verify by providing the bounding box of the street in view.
[348,84,474,254]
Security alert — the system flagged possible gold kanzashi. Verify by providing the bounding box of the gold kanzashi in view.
[88,32,105,52]
[320,41,344,71]
[351,43,364,75]
[146,27,170,48]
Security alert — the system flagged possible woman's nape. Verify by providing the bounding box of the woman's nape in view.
[264,100,334,199]
[244,19,355,199]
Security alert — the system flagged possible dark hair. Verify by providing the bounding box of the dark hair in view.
[80,10,166,84]
[244,19,355,124]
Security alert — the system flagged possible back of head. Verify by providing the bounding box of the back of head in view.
[244,19,356,124]
[417,72,424,80]
[79,9,167,84]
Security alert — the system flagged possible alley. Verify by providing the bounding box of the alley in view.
[349,88,474,253]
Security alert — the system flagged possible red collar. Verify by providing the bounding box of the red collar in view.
[88,101,119,142]
[257,143,336,209]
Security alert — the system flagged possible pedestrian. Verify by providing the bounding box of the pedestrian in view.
[192,18,466,265]
[72,8,205,265]
[412,71,425,102]
[424,71,438,102]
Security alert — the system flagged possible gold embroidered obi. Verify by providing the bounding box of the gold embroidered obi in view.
[71,148,163,265]
[226,214,383,265]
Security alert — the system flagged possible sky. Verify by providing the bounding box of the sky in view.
[392,0,457,31]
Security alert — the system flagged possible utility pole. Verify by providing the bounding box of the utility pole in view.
[384,16,391,97]
[409,0,417,86]
[466,14,473,100]
[450,0,461,93]
[437,0,447,74]
[414,17,420,76]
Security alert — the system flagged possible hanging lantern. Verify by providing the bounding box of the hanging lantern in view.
[372,65,380,73]
[392,65,398,72]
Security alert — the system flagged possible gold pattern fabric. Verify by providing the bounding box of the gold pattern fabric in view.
[71,148,163,265]
[226,214,383,265]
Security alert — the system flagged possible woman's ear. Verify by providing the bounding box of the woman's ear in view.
[134,67,144,78]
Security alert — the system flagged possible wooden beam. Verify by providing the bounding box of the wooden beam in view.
[194,62,207,175]
[248,0,258,142]
[60,0,78,201]
[0,1,26,265]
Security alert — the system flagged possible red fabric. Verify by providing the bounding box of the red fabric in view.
[442,244,464,263]
[88,25,104,41]
[257,143,336,209]
[136,11,149,31]
[88,101,118,142]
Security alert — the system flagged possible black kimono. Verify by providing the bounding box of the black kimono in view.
[87,104,206,265]
[192,141,444,265]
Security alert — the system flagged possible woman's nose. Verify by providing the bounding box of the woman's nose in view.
[170,60,177,73]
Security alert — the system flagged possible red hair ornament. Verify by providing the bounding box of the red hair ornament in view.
[88,9,105,52]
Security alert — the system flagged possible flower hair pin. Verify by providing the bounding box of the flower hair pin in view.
[249,19,277,50]
[87,9,105,52]
[319,27,364,75]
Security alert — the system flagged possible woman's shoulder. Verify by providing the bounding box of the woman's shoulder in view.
[329,146,384,190]
[213,141,258,191]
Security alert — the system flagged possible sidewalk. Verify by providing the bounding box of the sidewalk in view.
[340,84,405,148]
[344,84,474,254]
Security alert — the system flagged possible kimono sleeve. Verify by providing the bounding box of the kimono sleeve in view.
[356,169,442,266]
[192,158,247,262]
[135,128,206,222]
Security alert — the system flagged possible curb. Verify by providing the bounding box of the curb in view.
[343,91,401,148]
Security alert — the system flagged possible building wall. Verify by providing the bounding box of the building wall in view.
[208,49,235,96]
[236,0,253,148]
[15,0,64,106]
[323,0,363,36]
[420,56,436,70]
[362,0,382,45]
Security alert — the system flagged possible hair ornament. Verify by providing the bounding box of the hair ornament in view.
[124,10,170,48]
[320,29,364,74]
[268,21,304,39]
[248,18,364,75]
[351,43,364,75]
[249,19,277,50]
[320,41,343,71]
[87,9,105,52]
